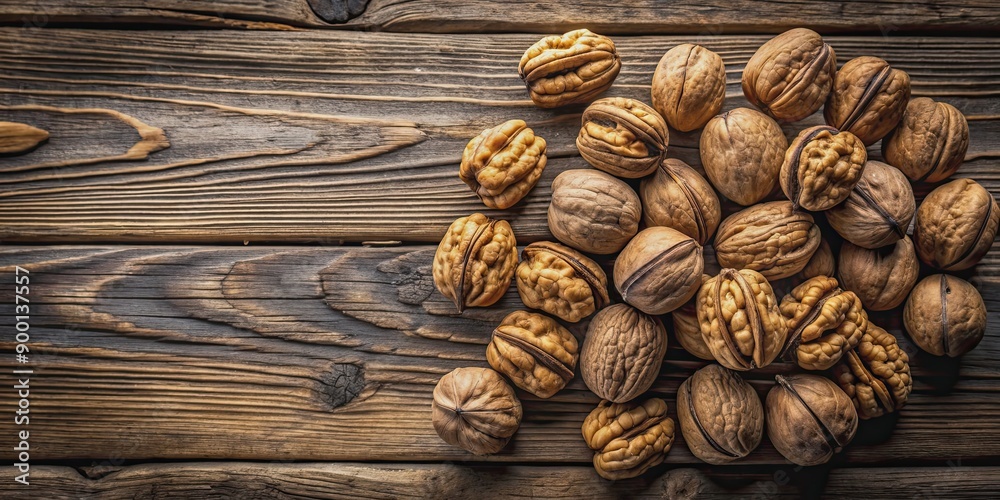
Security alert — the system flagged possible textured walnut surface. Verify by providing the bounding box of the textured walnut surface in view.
[582,398,675,480]
[883,97,969,183]
[432,367,523,455]
[577,97,669,178]
[487,310,578,399]
[547,169,641,254]
[614,226,704,315]
[697,269,787,371]
[714,201,821,280]
[781,125,867,211]
[826,160,915,250]
[834,324,912,419]
[904,274,987,357]
[518,29,620,108]
[432,213,518,312]
[640,158,721,245]
[766,374,858,466]
[914,178,999,271]
[824,56,910,146]
[459,119,547,209]
[780,276,867,371]
[838,237,919,311]
[677,364,763,464]
[516,241,609,323]
[741,28,836,122]
[672,293,716,361]
[700,108,787,206]
[651,43,726,132]
[580,304,667,403]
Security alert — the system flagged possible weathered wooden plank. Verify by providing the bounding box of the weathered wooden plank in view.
[1,0,998,33]
[0,30,998,243]
[0,245,997,464]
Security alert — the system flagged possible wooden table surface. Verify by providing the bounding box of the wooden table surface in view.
[1,1,998,498]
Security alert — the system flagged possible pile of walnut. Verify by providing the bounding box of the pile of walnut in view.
[429,28,996,479]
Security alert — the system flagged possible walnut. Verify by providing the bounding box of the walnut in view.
[714,201,821,280]
[582,397,675,480]
[913,178,999,271]
[780,276,867,371]
[518,29,621,108]
[639,159,721,245]
[781,125,867,211]
[903,274,986,357]
[433,213,518,313]
[548,169,641,254]
[824,56,910,146]
[742,28,836,122]
[677,364,763,464]
[838,237,919,311]
[651,43,726,132]
[766,374,858,466]
[0,121,48,154]
[833,324,912,419]
[432,367,522,455]
[796,238,836,283]
[826,160,915,250]
[459,119,546,209]
[577,97,669,178]
[580,304,667,403]
[672,290,715,361]
[700,108,788,206]
[614,226,704,315]
[487,310,578,398]
[515,241,609,323]
[883,97,969,183]
[697,269,788,371]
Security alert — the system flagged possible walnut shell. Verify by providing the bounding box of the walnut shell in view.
[795,238,836,283]
[714,201,821,280]
[577,97,669,178]
[781,125,867,211]
[582,397,675,480]
[780,276,868,371]
[651,44,726,132]
[766,374,858,466]
[433,213,518,313]
[432,367,523,455]
[548,169,641,254]
[614,226,704,315]
[518,29,621,109]
[883,97,969,183]
[697,269,788,371]
[838,237,919,311]
[826,160,915,249]
[677,364,763,464]
[639,159,722,245]
[487,310,579,398]
[903,274,986,357]
[833,324,912,419]
[459,119,547,209]
[913,178,999,271]
[672,290,716,361]
[824,56,911,146]
[580,304,668,403]
[700,108,788,206]
[516,241,610,323]
[742,28,836,122]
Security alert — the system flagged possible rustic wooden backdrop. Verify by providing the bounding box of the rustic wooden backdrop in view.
[0,1,998,498]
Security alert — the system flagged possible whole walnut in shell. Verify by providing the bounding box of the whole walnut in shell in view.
[432,367,522,455]
[580,304,667,403]
[697,269,788,371]
[904,274,986,357]
[672,290,715,361]
[614,226,704,315]
[780,276,868,371]
[714,201,821,280]
[548,169,641,254]
[700,108,788,206]
[833,324,912,419]
[794,238,836,283]
[487,310,578,399]
[518,29,620,108]
[459,119,546,209]
[826,160,914,250]
[883,97,969,183]
[516,241,609,323]
[433,213,517,313]
[824,56,911,146]
[582,397,675,480]
[781,125,867,211]
[639,158,721,245]
[651,44,726,132]
[838,238,919,311]
[913,178,999,271]
[577,97,669,178]
[742,28,836,122]
[766,374,858,466]
[677,364,763,464]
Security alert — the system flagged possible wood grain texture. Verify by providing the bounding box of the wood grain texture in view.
[0,30,998,244]
[1,0,998,33]
[5,462,997,499]
[1,245,997,464]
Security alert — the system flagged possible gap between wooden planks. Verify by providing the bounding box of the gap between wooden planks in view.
[0,246,997,464]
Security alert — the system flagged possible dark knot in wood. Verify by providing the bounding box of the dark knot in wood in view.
[308,0,370,23]
[319,363,366,409]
